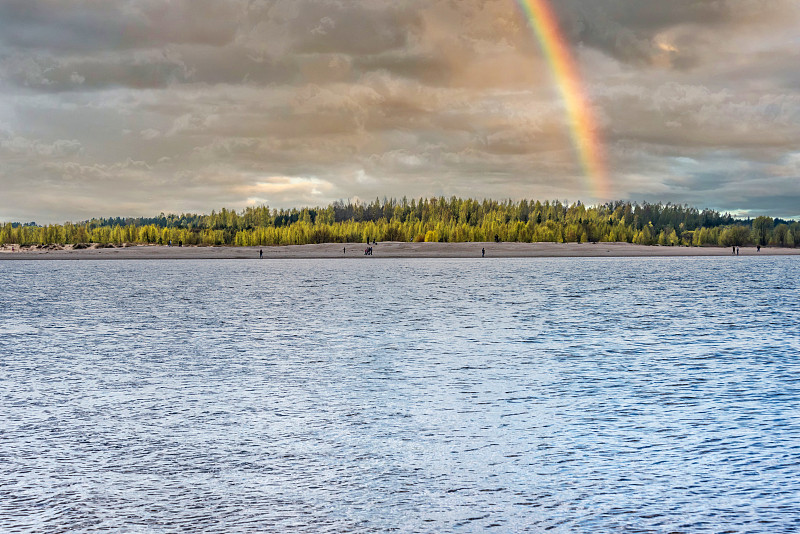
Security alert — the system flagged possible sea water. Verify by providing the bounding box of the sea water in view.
[1,257,798,533]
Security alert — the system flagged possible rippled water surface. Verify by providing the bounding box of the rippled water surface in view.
[1,257,799,533]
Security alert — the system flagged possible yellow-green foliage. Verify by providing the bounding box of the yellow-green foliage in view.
[1,198,796,247]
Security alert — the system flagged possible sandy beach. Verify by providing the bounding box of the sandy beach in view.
[1,241,798,260]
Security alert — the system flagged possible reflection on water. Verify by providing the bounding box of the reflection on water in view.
[1,257,799,533]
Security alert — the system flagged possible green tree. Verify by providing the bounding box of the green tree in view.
[720,225,752,247]
[752,216,773,246]
[772,224,791,247]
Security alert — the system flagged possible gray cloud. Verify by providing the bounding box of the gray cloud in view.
[557,0,798,67]
[0,0,241,52]
[1,0,799,223]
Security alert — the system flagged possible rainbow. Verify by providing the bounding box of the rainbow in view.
[515,0,610,201]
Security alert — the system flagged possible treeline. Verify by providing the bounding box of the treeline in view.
[2,198,797,247]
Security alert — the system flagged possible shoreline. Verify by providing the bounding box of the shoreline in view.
[1,242,798,260]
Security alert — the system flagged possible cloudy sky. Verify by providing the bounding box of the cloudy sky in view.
[1,0,798,223]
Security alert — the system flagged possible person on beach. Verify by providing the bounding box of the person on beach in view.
[343,247,346,254]
[757,245,761,252]
[482,247,485,258]
[259,249,263,259]
[732,246,735,254]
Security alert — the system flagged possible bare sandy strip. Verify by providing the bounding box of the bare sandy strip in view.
[1,242,798,260]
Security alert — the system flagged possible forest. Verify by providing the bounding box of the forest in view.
[1,198,797,248]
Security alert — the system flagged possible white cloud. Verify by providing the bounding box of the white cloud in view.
[0,135,82,157]
[234,176,334,197]
[140,128,161,140]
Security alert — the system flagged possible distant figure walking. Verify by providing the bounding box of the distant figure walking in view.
[757,245,761,252]
[343,247,346,254]
[259,249,263,259]
[732,246,735,254]
[736,247,740,255]
[482,247,485,258]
